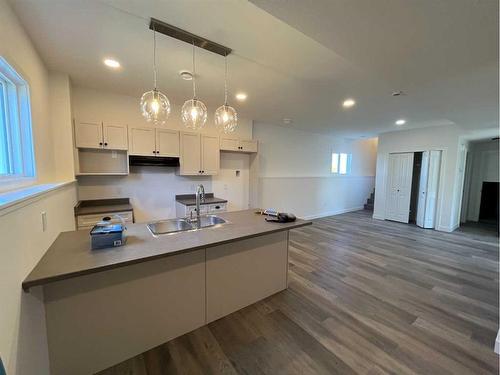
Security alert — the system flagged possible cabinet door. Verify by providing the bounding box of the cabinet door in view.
[206,232,288,323]
[75,121,103,149]
[179,132,201,175]
[128,126,156,156]
[156,129,180,157]
[240,140,258,153]
[201,135,220,175]
[103,123,128,150]
[220,137,239,151]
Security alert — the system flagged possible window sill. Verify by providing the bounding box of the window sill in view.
[0,180,76,215]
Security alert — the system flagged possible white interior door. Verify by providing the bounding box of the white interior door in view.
[423,150,442,228]
[385,153,414,223]
[416,151,429,227]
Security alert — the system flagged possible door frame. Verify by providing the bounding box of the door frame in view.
[380,148,447,229]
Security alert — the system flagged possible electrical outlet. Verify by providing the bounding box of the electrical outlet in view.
[41,211,47,232]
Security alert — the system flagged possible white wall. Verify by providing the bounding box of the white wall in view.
[0,2,79,374]
[0,0,54,184]
[72,87,253,221]
[0,185,77,375]
[251,123,377,219]
[373,124,462,231]
[49,72,75,180]
[464,140,499,221]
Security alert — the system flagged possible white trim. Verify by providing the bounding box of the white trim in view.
[0,180,76,216]
[372,213,385,220]
[435,223,459,233]
[300,206,364,220]
[495,330,500,354]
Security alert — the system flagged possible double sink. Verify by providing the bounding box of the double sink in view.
[147,215,228,236]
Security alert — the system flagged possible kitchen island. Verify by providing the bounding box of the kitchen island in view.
[23,209,311,375]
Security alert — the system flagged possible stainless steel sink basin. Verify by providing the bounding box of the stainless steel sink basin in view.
[198,215,228,228]
[147,215,228,236]
[147,218,194,235]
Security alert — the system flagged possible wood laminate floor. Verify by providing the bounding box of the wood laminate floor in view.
[98,210,499,375]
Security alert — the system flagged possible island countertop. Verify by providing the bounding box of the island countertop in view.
[22,209,311,291]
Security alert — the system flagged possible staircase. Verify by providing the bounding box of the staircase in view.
[364,189,375,211]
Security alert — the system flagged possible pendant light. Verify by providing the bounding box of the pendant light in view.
[181,41,207,130]
[140,25,171,125]
[215,54,238,133]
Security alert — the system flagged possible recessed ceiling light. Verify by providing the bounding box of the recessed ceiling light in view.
[395,119,406,126]
[103,58,120,69]
[179,70,193,80]
[235,93,247,101]
[342,98,356,108]
[283,118,293,124]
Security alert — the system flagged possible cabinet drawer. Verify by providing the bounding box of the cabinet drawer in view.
[209,203,227,212]
[77,211,133,228]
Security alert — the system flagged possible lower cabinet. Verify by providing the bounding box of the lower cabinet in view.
[206,231,288,322]
[42,232,288,375]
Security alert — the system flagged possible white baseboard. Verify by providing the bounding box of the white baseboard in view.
[300,206,364,220]
[436,223,459,233]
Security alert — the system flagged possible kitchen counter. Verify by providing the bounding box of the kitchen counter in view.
[175,193,227,206]
[22,209,311,291]
[74,198,133,216]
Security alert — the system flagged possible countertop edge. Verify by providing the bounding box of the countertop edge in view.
[22,220,312,292]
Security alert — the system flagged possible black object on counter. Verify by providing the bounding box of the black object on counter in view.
[265,213,296,223]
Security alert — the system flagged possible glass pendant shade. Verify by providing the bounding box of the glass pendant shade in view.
[215,54,238,133]
[215,104,238,133]
[140,89,171,125]
[181,99,207,130]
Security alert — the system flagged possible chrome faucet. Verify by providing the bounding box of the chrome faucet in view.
[194,184,205,228]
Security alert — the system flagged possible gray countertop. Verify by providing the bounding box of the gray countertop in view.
[22,209,311,291]
[75,198,133,216]
[175,193,227,206]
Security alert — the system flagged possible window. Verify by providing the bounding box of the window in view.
[331,152,351,175]
[0,57,35,183]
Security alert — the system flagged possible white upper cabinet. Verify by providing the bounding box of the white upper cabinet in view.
[219,137,239,151]
[128,126,156,156]
[179,132,219,176]
[201,135,220,175]
[75,121,103,149]
[156,128,180,157]
[128,126,180,157]
[220,137,258,153]
[103,123,128,150]
[180,132,201,175]
[75,120,128,150]
[240,139,258,153]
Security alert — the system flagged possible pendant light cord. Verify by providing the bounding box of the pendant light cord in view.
[224,54,228,106]
[192,41,197,99]
[153,25,158,90]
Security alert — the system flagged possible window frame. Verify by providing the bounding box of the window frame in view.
[331,152,352,175]
[0,57,36,189]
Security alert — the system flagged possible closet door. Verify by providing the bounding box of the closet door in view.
[385,153,414,223]
[416,151,429,227]
[423,151,442,228]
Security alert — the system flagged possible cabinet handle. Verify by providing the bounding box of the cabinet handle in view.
[104,142,108,146]
[99,142,103,146]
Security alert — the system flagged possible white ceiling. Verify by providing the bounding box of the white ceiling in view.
[9,0,499,137]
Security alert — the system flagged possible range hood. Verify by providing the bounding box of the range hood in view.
[129,155,180,167]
